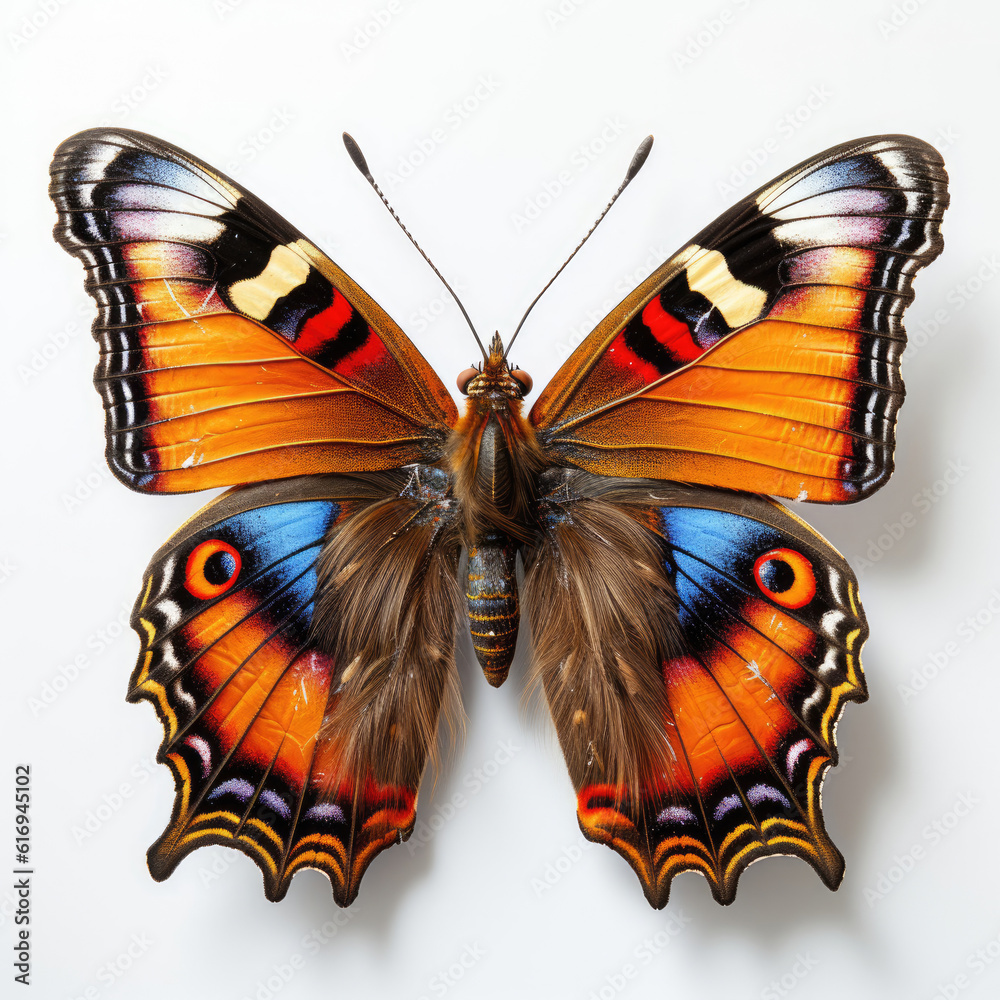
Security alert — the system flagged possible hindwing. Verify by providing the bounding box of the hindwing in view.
[524,470,866,906]
[130,469,461,904]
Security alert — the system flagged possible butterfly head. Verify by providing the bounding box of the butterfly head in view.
[457,332,532,404]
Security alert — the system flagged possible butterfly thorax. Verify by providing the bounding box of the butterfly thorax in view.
[448,335,545,544]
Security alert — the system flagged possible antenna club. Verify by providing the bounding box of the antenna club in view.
[342,132,373,180]
[626,135,654,182]
[504,130,655,359]
[344,132,488,360]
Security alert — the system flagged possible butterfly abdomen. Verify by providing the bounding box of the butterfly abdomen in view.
[466,531,520,687]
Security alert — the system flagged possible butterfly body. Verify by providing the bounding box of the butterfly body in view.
[49,128,948,908]
[446,333,545,683]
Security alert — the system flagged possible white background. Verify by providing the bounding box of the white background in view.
[2,1,998,998]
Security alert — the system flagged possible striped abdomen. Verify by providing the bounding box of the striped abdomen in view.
[467,531,520,687]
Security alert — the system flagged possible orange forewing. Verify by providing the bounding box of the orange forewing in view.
[50,128,457,494]
[532,136,949,503]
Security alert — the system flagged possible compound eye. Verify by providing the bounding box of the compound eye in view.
[457,367,479,394]
[185,539,242,600]
[510,368,533,396]
[753,548,816,609]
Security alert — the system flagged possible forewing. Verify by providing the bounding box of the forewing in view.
[130,469,461,905]
[49,128,457,493]
[531,135,948,503]
[524,470,867,907]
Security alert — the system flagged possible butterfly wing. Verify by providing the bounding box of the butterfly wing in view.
[524,470,866,906]
[49,128,457,493]
[130,467,461,904]
[530,135,948,502]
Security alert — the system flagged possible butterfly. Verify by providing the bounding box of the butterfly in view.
[49,128,948,908]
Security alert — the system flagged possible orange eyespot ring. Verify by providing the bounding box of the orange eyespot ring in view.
[511,368,533,395]
[753,547,816,609]
[185,539,242,600]
[457,367,479,394]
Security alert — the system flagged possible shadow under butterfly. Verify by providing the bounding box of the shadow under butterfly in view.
[48,126,948,908]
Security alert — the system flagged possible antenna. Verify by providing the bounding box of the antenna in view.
[503,134,654,360]
[342,132,488,360]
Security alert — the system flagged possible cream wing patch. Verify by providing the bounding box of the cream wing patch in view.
[684,246,768,327]
[229,241,312,320]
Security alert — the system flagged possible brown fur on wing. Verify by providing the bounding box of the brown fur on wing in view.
[523,481,684,805]
[311,476,463,793]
